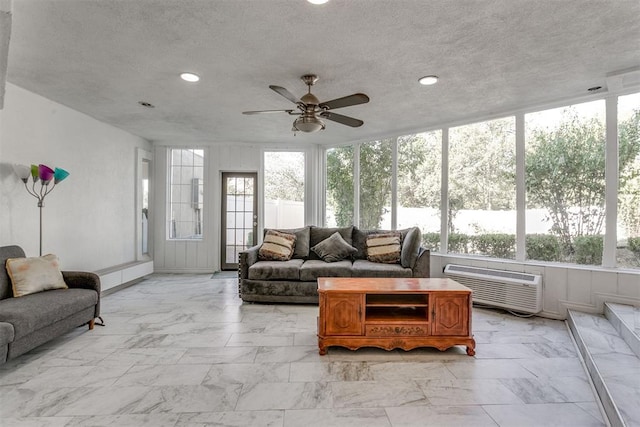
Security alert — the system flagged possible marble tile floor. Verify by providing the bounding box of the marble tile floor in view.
[0,274,608,427]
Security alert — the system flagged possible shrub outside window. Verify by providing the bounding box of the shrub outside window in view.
[617,92,640,269]
[264,151,305,229]
[326,146,354,227]
[449,117,516,258]
[525,100,606,265]
[397,131,442,252]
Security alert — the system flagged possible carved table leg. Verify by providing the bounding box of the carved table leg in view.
[466,338,476,356]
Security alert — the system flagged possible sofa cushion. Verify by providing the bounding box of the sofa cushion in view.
[366,232,402,264]
[308,226,353,260]
[352,260,413,278]
[400,227,422,268]
[300,260,353,281]
[0,288,98,340]
[6,254,68,297]
[0,245,25,300]
[248,259,304,281]
[259,230,296,261]
[265,226,310,259]
[311,232,357,263]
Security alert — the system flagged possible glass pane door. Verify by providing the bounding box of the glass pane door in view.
[221,172,258,270]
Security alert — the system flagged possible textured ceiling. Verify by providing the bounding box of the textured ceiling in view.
[7,0,640,145]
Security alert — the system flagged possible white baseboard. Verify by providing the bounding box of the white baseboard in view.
[95,260,154,292]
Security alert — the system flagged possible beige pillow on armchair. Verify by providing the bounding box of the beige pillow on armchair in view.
[6,254,68,297]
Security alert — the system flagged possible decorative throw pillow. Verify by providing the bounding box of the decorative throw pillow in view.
[311,232,357,263]
[400,227,421,268]
[264,227,310,259]
[366,232,402,264]
[6,254,68,297]
[258,230,297,261]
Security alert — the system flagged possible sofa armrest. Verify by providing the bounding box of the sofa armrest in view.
[62,271,101,317]
[62,271,101,293]
[412,247,430,278]
[239,245,260,279]
[238,245,260,298]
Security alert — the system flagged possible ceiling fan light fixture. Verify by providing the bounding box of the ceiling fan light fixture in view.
[419,75,439,85]
[180,72,200,83]
[293,116,325,133]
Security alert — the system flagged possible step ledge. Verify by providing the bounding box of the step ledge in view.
[567,310,626,427]
[605,302,640,359]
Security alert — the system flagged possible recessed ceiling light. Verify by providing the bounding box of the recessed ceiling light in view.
[419,75,439,85]
[138,101,155,108]
[307,0,329,4]
[180,72,200,83]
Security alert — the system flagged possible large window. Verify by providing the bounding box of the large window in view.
[264,151,305,229]
[617,92,640,269]
[326,146,354,227]
[168,148,204,240]
[525,100,606,265]
[322,92,638,269]
[398,131,442,252]
[359,139,393,229]
[449,118,516,258]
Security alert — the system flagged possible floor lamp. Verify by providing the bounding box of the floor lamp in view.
[12,164,70,256]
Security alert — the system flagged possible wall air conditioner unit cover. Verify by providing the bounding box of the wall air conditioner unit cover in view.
[444,264,542,314]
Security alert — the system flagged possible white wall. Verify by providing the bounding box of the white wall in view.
[0,83,152,271]
[153,144,262,272]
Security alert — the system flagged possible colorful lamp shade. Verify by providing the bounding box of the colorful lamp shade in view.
[38,164,55,183]
[30,164,40,182]
[53,168,70,184]
[12,164,31,183]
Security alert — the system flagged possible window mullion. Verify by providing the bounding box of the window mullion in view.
[354,143,360,228]
[516,113,526,261]
[603,95,619,267]
[391,137,398,230]
[440,128,449,253]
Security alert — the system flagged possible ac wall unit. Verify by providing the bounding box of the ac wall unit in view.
[444,264,542,314]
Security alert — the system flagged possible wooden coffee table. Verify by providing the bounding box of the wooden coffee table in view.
[317,277,475,356]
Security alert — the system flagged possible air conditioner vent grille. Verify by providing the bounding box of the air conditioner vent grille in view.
[444,264,542,314]
[446,265,537,282]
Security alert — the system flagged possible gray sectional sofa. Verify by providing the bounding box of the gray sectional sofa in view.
[0,245,101,365]
[238,226,430,303]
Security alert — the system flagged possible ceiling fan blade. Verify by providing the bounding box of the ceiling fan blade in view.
[320,111,364,127]
[269,85,301,104]
[243,109,295,115]
[319,93,369,110]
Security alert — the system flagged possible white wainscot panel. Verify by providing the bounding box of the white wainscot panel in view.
[542,266,568,316]
[430,255,443,277]
[566,269,593,305]
[485,260,505,271]
[591,270,618,297]
[617,272,640,300]
[470,258,489,268]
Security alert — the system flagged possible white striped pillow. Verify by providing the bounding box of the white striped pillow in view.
[258,230,297,261]
[366,232,402,264]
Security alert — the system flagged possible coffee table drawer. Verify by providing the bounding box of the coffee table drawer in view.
[365,324,429,337]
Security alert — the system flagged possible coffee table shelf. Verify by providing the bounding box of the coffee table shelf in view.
[317,277,475,356]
